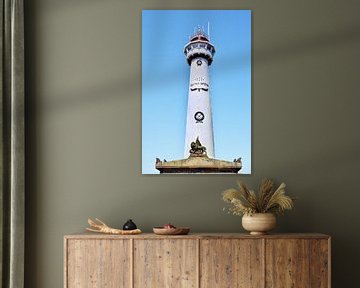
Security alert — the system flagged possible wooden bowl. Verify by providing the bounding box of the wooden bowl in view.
[153,227,190,235]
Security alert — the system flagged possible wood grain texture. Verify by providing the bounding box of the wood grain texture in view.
[133,239,197,288]
[265,239,310,288]
[200,239,264,288]
[310,239,329,288]
[66,239,131,288]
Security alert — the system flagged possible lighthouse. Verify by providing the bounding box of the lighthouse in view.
[155,26,242,174]
[183,27,215,158]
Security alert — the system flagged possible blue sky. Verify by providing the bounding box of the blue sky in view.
[142,10,251,174]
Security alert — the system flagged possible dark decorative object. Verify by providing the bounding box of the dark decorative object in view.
[189,137,207,156]
[123,219,137,230]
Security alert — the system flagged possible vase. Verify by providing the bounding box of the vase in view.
[123,219,137,230]
[242,213,276,235]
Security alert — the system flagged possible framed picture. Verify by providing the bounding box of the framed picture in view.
[142,10,251,174]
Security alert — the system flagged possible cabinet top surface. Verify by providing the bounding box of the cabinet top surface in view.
[64,232,330,240]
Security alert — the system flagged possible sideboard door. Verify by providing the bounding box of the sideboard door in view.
[266,239,309,288]
[200,239,264,288]
[133,239,198,288]
[310,239,330,288]
[265,238,329,288]
[66,239,131,288]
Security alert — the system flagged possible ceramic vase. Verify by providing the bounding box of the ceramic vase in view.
[242,213,276,235]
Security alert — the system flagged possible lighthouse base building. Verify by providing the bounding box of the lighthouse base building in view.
[155,155,242,174]
[155,27,242,174]
[156,136,241,174]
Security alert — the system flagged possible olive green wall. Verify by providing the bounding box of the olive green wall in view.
[24,0,360,287]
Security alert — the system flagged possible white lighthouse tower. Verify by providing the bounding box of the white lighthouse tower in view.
[183,27,216,158]
[155,26,241,174]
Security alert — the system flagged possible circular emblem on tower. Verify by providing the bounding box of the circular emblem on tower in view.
[194,111,205,123]
[196,59,202,66]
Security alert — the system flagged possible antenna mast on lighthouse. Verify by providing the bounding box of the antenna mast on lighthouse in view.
[208,22,210,40]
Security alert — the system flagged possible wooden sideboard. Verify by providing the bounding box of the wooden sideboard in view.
[64,233,330,288]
